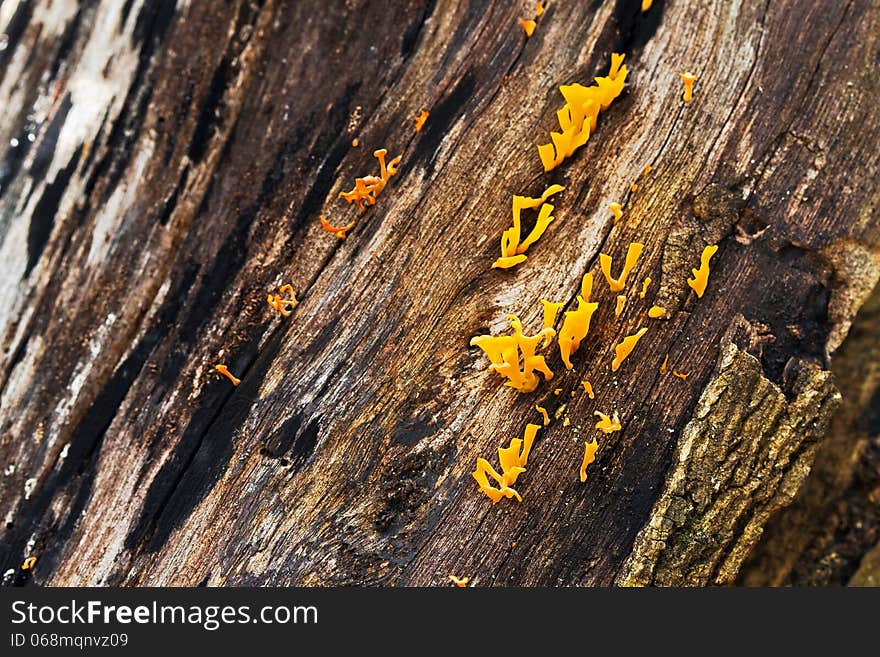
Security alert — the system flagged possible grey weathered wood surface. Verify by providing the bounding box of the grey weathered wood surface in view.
[0,0,878,586]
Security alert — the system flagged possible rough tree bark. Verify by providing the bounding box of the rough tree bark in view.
[0,0,878,587]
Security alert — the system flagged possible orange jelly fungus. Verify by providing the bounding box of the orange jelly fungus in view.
[537,54,627,171]
[687,244,718,298]
[320,214,356,239]
[472,424,540,503]
[594,410,622,433]
[22,557,37,570]
[642,164,652,176]
[642,0,653,11]
[351,138,359,147]
[673,371,690,380]
[340,148,402,210]
[536,405,550,426]
[680,72,698,103]
[214,364,240,386]
[493,185,564,268]
[581,380,595,399]
[535,2,544,16]
[639,277,651,299]
[541,299,565,330]
[599,242,644,292]
[580,437,599,482]
[648,305,666,319]
[609,202,623,223]
[558,273,599,369]
[449,575,469,587]
[615,295,626,317]
[611,327,648,372]
[267,284,299,316]
[414,110,429,132]
[519,19,536,37]
[660,354,669,374]
[471,315,555,392]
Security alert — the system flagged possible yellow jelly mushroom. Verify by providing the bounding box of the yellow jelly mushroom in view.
[535,405,550,426]
[267,284,299,316]
[599,242,644,292]
[581,380,595,399]
[673,371,690,380]
[449,575,469,587]
[472,424,540,503]
[648,305,666,319]
[22,556,37,570]
[611,327,647,372]
[615,295,626,317]
[519,19,536,36]
[680,72,698,103]
[642,0,653,11]
[414,110,429,132]
[493,186,564,268]
[214,364,240,386]
[580,437,599,482]
[639,277,651,299]
[558,298,599,370]
[471,315,554,392]
[609,202,623,222]
[660,354,669,374]
[594,411,622,433]
[537,54,627,171]
[687,244,718,298]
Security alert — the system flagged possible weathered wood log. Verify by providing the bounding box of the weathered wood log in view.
[0,0,878,586]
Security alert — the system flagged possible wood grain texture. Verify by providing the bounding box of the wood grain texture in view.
[0,0,878,586]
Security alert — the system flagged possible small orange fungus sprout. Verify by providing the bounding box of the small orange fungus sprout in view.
[320,214,355,239]
[472,424,540,503]
[640,277,651,299]
[687,244,718,298]
[414,110,429,132]
[615,295,626,317]
[599,242,644,292]
[611,327,648,371]
[673,371,690,380]
[449,575,469,587]
[580,437,599,482]
[536,405,550,426]
[609,202,623,222]
[660,354,669,374]
[214,364,240,386]
[519,19,536,36]
[594,411,622,433]
[581,380,595,398]
[267,284,299,316]
[648,305,666,319]
[680,72,698,103]
[22,557,37,570]
[642,0,653,11]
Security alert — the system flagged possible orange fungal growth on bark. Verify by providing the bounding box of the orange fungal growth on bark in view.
[660,354,669,374]
[680,72,698,103]
[22,556,37,570]
[687,244,718,298]
[340,148,402,209]
[580,437,599,482]
[537,54,627,171]
[648,305,666,319]
[541,299,565,331]
[320,214,356,239]
[640,277,651,299]
[615,295,626,317]
[414,110,429,132]
[594,411,622,433]
[493,185,564,268]
[558,295,599,370]
[214,364,240,386]
[472,424,540,503]
[351,138,359,147]
[449,575,469,587]
[519,19,536,36]
[611,327,648,371]
[599,242,644,292]
[609,202,623,222]
[470,314,555,392]
[536,405,550,426]
[267,284,299,316]
[642,0,653,11]
[582,380,595,398]
[673,371,690,380]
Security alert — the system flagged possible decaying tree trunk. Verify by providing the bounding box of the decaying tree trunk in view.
[0,0,878,587]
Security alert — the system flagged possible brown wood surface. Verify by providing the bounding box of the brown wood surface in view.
[0,0,878,586]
